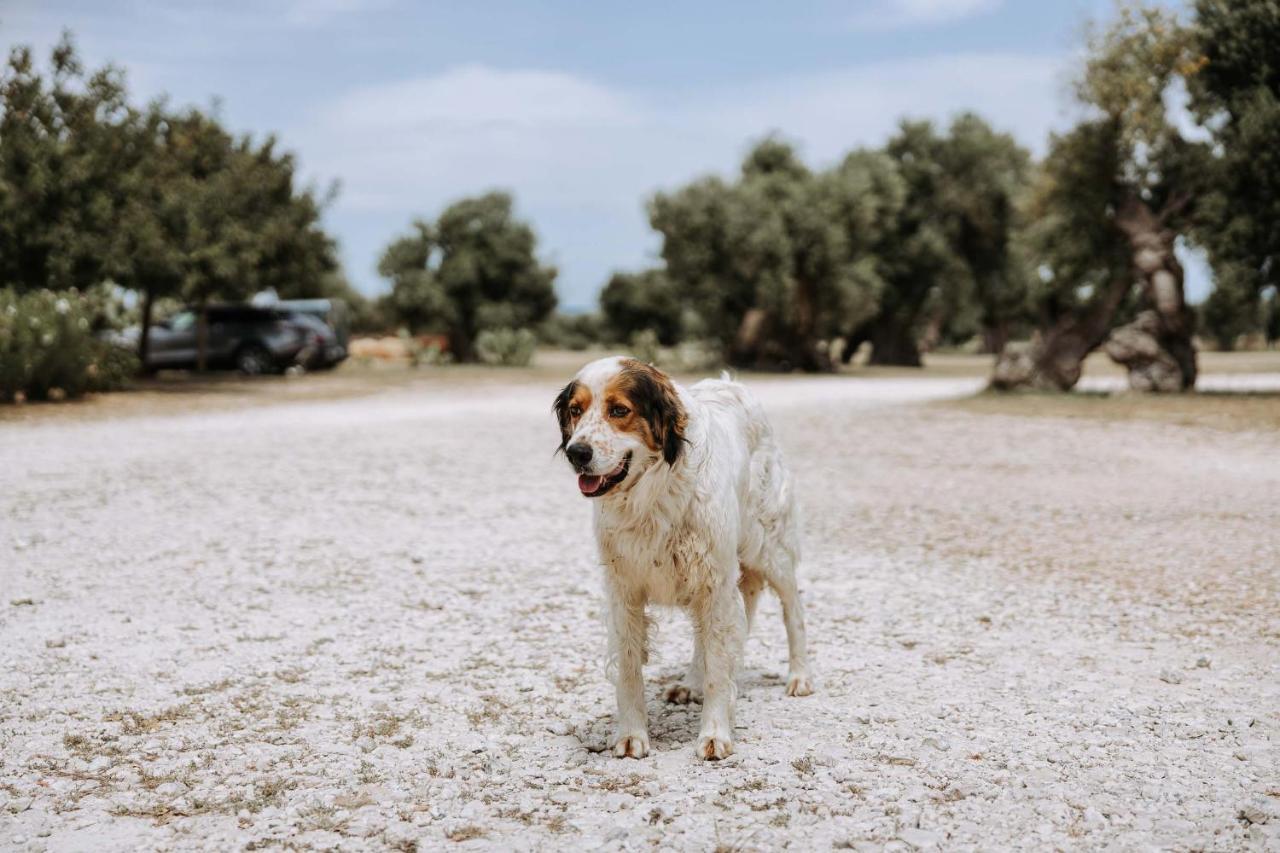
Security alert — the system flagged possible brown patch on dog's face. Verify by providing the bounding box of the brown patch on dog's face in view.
[604,359,688,465]
[553,381,593,451]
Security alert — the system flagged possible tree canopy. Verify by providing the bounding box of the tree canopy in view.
[645,119,1029,371]
[599,269,684,346]
[378,191,557,361]
[1189,0,1280,348]
[0,34,339,367]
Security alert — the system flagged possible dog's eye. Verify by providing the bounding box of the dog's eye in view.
[568,405,582,418]
[609,405,630,418]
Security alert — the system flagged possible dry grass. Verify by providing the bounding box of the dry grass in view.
[943,390,1280,432]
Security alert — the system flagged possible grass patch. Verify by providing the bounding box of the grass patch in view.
[446,824,487,842]
[941,390,1280,432]
[106,704,197,736]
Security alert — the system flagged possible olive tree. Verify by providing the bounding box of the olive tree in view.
[379,192,557,362]
[993,3,1207,391]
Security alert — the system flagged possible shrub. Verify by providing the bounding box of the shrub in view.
[475,327,538,367]
[0,288,138,403]
[538,312,602,351]
[628,329,661,366]
[626,328,722,372]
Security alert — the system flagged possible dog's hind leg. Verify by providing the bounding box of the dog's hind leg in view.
[739,566,766,636]
[662,627,704,705]
[761,548,813,697]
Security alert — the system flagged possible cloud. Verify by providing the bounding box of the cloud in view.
[300,51,1069,305]
[323,66,639,132]
[282,0,397,27]
[848,0,1002,31]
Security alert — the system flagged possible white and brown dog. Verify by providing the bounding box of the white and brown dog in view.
[554,356,812,761]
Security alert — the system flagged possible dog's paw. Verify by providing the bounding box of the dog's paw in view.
[612,732,650,759]
[662,683,702,705]
[695,734,734,761]
[785,672,814,697]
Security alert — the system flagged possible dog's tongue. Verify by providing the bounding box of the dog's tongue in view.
[578,473,604,495]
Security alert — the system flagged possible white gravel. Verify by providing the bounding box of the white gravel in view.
[2,373,1278,851]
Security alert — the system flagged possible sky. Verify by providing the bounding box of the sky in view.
[1,0,1208,310]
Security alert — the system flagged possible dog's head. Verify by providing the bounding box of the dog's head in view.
[553,356,687,498]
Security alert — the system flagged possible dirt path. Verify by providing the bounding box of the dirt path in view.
[2,374,1277,851]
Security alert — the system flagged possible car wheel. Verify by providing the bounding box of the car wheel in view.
[235,344,273,376]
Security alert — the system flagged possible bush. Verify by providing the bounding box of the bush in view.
[0,288,138,403]
[628,329,661,366]
[626,328,722,372]
[538,312,601,351]
[475,327,538,367]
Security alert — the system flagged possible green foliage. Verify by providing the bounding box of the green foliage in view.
[1020,120,1131,322]
[647,124,1033,368]
[122,108,338,311]
[855,115,1035,360]
[1007,1,1210,380]
[1078,3,1198,170]
[1200,264,1268,349]
[0,34,340,372]
[1188,0,1280,338]
[600,269,683,345]
[931,114,1035,349]
[628,329,661,366]
[0,288,137,402]
[379,192,557,362]
[0,36,135,293]
[1070,3,1209,228]
[474,327,537,367]
[650,137,895,370]
[538,312,601,350]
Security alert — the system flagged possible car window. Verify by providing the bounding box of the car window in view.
[169,311,195,332]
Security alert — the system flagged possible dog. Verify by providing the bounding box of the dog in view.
[553,356,812,761]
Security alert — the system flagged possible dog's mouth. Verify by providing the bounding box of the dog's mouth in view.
[578,453,631,498]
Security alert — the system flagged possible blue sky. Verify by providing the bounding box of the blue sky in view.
[2,0,1206,309]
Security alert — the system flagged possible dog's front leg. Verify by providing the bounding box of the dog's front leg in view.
[607,587,649,759]
[694,575,746,760]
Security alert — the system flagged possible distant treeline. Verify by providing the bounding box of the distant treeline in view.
[376,0,1279,391]
[4,1,1278,394]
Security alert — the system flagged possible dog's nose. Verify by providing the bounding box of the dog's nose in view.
[566,443,593,468]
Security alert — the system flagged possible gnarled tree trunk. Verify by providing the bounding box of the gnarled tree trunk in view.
[980,321,1010,355]
[1103,197,1196,392]
[729,307,830,372]
[991,272,1131,391]
[866,316,922,367]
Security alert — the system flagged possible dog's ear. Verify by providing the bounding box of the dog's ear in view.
[628,362,687,465]
[552,381,577,452]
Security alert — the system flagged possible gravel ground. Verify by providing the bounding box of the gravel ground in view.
[2,373,1278,851]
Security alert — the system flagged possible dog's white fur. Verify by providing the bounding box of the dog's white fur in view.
[557,356,812,760]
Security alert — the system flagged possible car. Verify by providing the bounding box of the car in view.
[111,305,319,374]
[281,311,342,370]
[276,299,350,369]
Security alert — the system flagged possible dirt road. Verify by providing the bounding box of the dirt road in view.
[2,372,1277,850]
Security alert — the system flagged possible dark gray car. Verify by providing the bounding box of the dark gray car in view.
[136,305,316,374]
[277,299,350,369]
